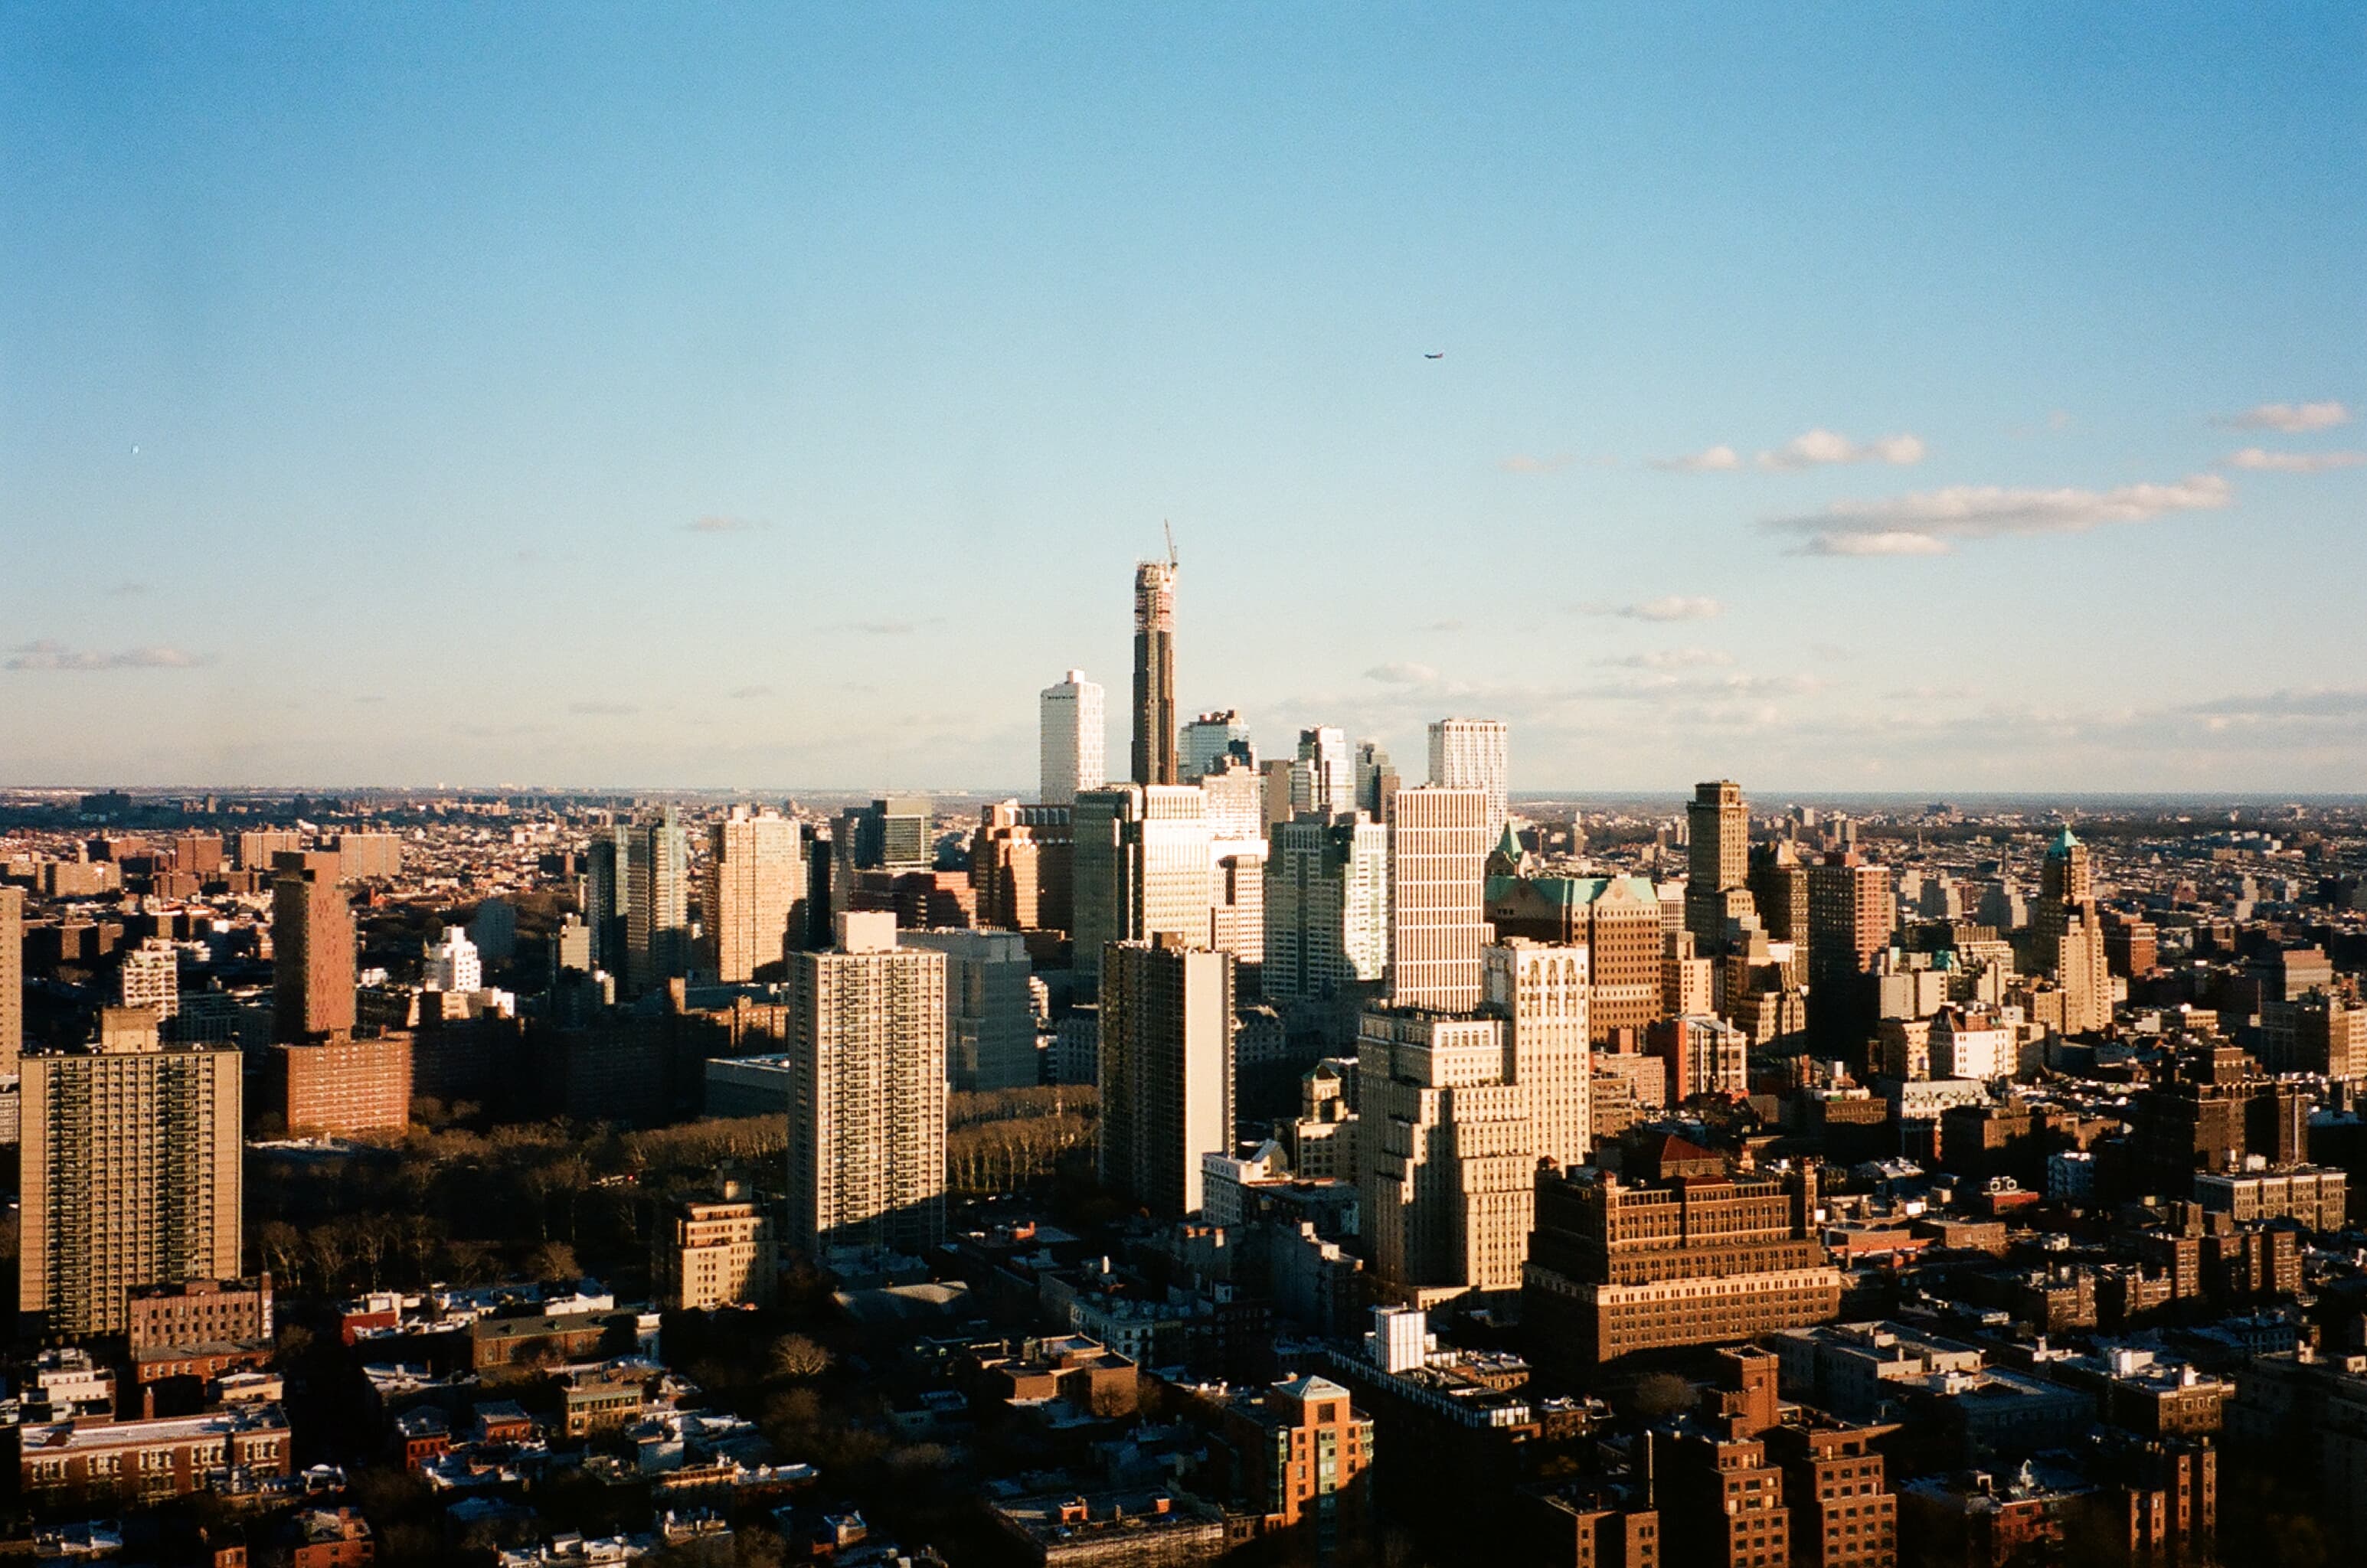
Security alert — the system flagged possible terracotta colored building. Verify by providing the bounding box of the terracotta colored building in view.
[276,1033,413,1136]
[1221,1374,1375,1533]
[1524,1138,1844,1369]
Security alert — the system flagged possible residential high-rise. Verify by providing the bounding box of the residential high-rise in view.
[1180,709,1253,780]
[19,1011,242,1338]
[1071,784,1212,989]
[584,824,631,974]
[1685,779,1754,949]
[1385,786,1491,1012]
[272,851,355,1043]
[705,807,804,983]
[1427,718,1510,838]
[902,929,1038,1091]
[1806,852,1894,1056]
[784,913,947,1259]
[1040,669,1107,807]
[275,1034,413,1137]
[0,885,21,1074]
[625,807,690,996]
[423,926,482,993]
[1132,558,1179,787]
[1099,935,1234,1217]
[1264,813,1390,1005]
[119,939,179,1020]
[1483,939,1592,1168]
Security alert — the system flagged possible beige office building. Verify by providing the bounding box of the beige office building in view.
[19,1011,242,1339]
[1355,1006,1532,1302]
[1386,786,1491,1012]
[1685,779,1755,948]
[2035,828,2111,1034]
[784,913,947,1258]
[705,807,804,982]
[1099,936,1235,1217]
[662,1176,777,1311]
[1484,939,1592,1168]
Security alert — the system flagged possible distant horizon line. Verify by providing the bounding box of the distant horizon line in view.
[8,782,2364,807]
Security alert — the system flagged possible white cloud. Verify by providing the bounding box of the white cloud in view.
[569,700,639,716]
[1499,452,1573,474]
[728,684,775,700]
[1793,531,1954,557]
[1597,646,1735,670]
[1364,661,1439,685]
[2213,400,2352,433]
[1757,428,1927,470]
[1574,595,1724,622]
[2225,447,2366,473]
[1649,444,1741,472]
[1769,473,2231,557]
[5,640,205,671]
[685,514,764,534]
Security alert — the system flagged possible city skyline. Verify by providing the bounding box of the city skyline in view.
[5,8,2362,791]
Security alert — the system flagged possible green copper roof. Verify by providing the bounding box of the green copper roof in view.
[1485,872,1655,907]
[2048,825,2080,856]
[1495,823,1523,859]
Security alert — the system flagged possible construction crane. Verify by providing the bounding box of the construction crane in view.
[1163,519,1177,569]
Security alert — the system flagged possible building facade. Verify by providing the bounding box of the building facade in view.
[902,928,1038,1091]
[626,806,690,996]
[273,850,355,1042]
[1387,786,1491,1013]
[1099,936,1234,1217]
[784,913,948,1259]
[705,806,804,982]
[1071,782,1212,989]
[1525,1145,1844,1369]
[19,1011,243,1339]
[1040,668,1107,807]
[1264,813,1389,1005]
[1132,558,1179,787]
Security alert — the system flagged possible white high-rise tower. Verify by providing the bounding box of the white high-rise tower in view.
[1427,718,1510,838]
[1041,669,1107,808]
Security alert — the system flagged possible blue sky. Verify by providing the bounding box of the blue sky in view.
[4,5,2362,792]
